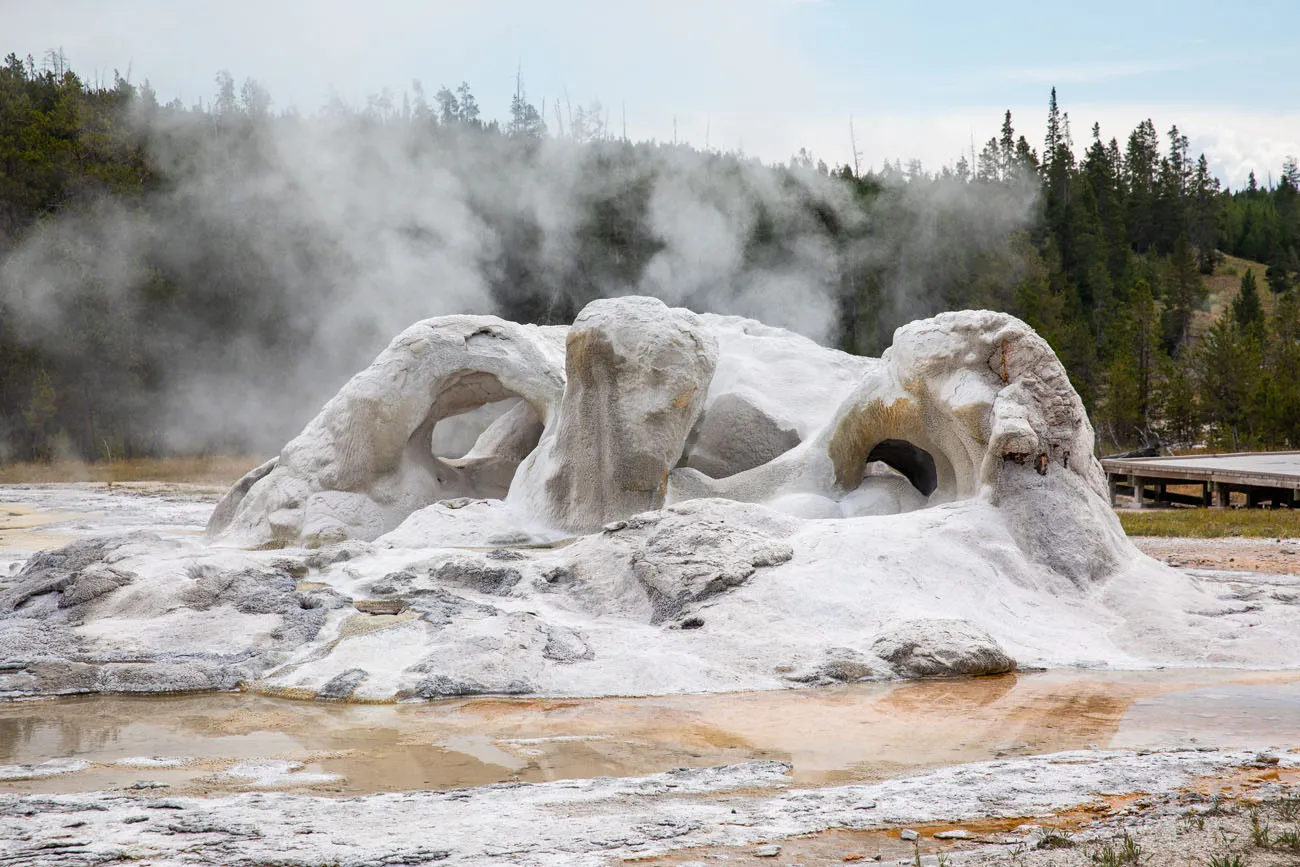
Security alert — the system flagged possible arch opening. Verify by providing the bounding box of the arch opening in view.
[864,439,938,497]
[433,398,525,459]
[401,371,545,504]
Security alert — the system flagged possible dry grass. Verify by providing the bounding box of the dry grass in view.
[1119,507,1300,539]
[0,456,264,486]
[1189,253,1276,343]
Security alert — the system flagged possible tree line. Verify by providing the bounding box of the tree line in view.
[0,51,1297,462]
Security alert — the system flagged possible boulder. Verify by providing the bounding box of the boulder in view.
[870,619,1016,678]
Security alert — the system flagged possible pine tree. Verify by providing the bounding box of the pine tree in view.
[1266,262,1292,294]
[1128,278,1161,428]
[434,86,459,125]
[1157,356,1198,446]
[214,70,238,117]
[1043,87,1062,179]
[1095,259,1173,448]
[1261,289,1300,445]
[1233,268,1264,333]
[1124,120,1160,251]
[22,368,58,459]
[999,110,1015,181]
[976,137,1000,183]
[953,154,970,182]
[506,68,546,139]
[1188,154,1222,273]
[1163,236,1204,353]
[1195,313,1261,449]
[1151,127,1191,254]
[454,82,479,126]
[1042,91,1075,243]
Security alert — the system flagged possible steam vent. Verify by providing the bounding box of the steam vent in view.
[3,296,1298,701]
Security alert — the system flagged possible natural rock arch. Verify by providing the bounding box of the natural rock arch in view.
[209,299,1113,577]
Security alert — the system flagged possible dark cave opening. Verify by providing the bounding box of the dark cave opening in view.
[865,439,938,497]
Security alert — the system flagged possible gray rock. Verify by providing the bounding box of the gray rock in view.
[57,565,133,608]
[180,564,336,647]
[542,625,592,663]
[784,647,883,684]
[485,548,527,561]
[0,536,145,613]
[405,587,498,627]
[0,671,39,695]
[900,829,919,842]
[537,566,575,590]
[626,502,793,623]
[303,541,373,570]
[96,659,247,694]
[369,571,418,595]
[180,565,295,614]
[26,660,98,695]
[683,392,800,479]
[401,674,534,699]
[318,668,368,700]
[753,844,782,857]
[870,619,1016,678]
[431,558,521,596]
[0,620,81,661]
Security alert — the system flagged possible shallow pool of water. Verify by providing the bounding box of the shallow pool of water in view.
[2,669,1298,797]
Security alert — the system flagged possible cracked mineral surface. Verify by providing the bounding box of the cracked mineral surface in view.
[2,300,1298,865]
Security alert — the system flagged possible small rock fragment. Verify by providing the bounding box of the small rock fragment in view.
[753,843,782,857]
[900,829,919,842]
[318,667,368,700]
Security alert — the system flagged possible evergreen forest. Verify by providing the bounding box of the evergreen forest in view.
[2,51,1299,462]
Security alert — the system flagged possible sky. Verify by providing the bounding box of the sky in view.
[4,0,1297,188]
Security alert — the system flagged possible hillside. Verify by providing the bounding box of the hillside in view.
[1190,253,1276,342]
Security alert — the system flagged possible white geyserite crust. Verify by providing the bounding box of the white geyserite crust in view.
[1,749,1293,866]
[2,300,1298,702]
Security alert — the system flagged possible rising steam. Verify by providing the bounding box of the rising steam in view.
[0,89,1039,456]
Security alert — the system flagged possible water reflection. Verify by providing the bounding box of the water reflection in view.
[2,669,1299,797]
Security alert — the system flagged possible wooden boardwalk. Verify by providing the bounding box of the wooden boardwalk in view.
[1101,451,1300,508]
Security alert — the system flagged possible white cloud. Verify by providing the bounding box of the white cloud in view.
[991,58,1198,86]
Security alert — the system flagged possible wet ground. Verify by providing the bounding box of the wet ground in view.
[0,503,84,552]
[3,485,1300,864]
[4,669,1300,798]
[0,485,216,573]
[1133,534,1300,575]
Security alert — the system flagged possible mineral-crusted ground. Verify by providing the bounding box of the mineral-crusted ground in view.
[3,301,1300,702]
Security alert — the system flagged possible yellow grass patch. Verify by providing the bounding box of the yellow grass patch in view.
[0,455,265,486]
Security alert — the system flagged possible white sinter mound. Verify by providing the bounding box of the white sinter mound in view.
[2,296,1297,700]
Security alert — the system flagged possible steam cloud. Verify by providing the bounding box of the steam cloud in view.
[0,95,1039,456]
